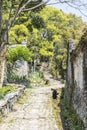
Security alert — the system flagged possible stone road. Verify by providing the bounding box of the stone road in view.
[0,72,64,130]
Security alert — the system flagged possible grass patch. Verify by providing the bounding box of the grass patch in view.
[18,90,28,104]
[0,113,2,123]
[0,85,16,99]
[28,71,45,88]
[52,88,63,130]
[60,94,84,130]
[8,119,15,124]
[29,71,44,82]
[52,88,84,130]
[26,84,32,88]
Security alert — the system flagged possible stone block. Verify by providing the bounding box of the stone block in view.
[0,100,7,115]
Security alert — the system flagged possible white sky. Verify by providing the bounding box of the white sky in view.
[47,0,87,22]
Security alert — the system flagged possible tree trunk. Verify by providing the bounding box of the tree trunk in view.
[0,0,2,45]
[0,1,7,87]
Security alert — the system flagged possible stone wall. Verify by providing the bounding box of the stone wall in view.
[0,84,25,116]
[66,31,87,130]
[14,60,29,79]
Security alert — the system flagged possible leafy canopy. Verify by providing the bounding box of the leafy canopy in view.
[7,46,33,64]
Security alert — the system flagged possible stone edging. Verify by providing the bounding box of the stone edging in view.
[0,84,25,116]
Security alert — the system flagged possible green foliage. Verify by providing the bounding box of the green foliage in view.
[31,14,45,29]
[38,7,86,79]
[25,0,45,12]
[52,88,84,130]
[29,71,44,82]
[2,0,44,29]
[28,71,45,88]
[18,95,27,104]
[0,85,16,98]
[52,88,64,130]
[7,46,32,63]
[61,98,84,130]
[40,40,53,57]
[9,24,29,44]
[27,6,86,79]
[6,5,87,80]
[7,74,28,83]
[6,46,32,83]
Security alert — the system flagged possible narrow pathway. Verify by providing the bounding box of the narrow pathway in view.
[0,72,64,130]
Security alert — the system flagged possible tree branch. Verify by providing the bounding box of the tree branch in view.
[17,0,31,14]
[9,0,49,28]
[6,1,13,31]
[47,0,87,17]
[5,0,87,30]
[9,0,24,29]
[66,2,87,17]
[23,0,49,11]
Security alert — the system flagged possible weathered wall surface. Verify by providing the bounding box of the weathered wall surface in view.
[14,60,29,78]
[73,51,87,129]
[66,32,87,129]
[66,39,74,103]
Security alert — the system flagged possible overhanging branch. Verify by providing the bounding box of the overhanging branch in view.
[10,0,49,28]
[23,0,49,11]
[47,0,87,17]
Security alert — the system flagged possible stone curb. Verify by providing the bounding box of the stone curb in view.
[0,85,26,116]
